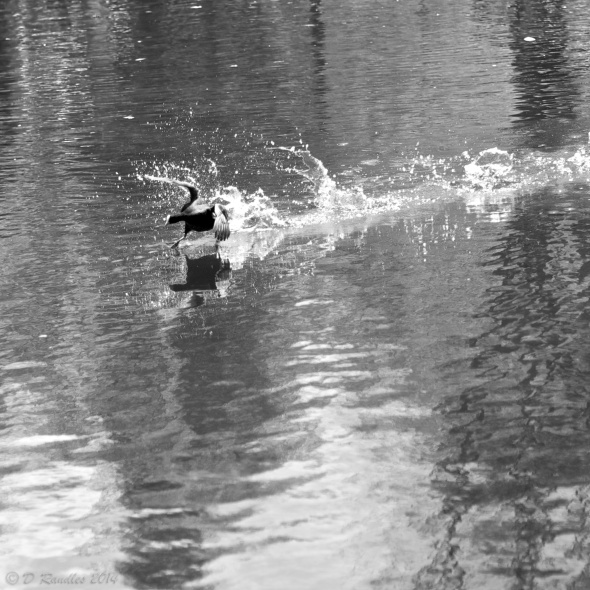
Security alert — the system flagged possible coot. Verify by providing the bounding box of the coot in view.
[144,176,230,248]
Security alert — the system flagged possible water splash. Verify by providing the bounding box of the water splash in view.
[215,186,286,231]
[138,170,285,234]
[278,147,402,223]
[294,150,367,214]
[138,140,590,240]
[460,145,590,192]
[133,142,590,312]
[463,148,514,189]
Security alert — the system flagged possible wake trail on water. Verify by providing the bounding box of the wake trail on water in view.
[133,143,590,310]
[138,142,590,236]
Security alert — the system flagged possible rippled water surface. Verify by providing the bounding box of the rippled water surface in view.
[4,0,590,589]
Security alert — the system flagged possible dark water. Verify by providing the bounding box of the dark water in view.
[3,0,590,588]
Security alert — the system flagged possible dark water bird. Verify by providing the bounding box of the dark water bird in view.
[144,175,230,248]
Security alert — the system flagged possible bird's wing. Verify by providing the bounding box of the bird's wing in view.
[143,175,199,202]
[213,204,231,241]
[217,204,230,221]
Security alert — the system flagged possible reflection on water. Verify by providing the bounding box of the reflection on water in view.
[428,186,590,588]
[4,0,590,589]
[509,0,580,149]
[169,254,231,308]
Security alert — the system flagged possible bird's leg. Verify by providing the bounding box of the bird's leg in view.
[171,228,192,249]
[170,235,187,249]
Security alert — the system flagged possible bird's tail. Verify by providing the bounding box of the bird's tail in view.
[166,214,184,225]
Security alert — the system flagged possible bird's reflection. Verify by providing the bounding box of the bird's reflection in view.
[169,254,231,307]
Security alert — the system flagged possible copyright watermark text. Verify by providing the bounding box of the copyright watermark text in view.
[5,572,118,586]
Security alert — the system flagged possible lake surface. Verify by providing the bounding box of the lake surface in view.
[3,0,590,588]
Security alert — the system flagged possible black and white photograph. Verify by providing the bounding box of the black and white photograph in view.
[1,0,590,588]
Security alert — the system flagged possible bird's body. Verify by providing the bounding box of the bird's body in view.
[167,201,231,243]
[144,175,230,248]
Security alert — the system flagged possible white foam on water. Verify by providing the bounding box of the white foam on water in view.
[137,141,590,243]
